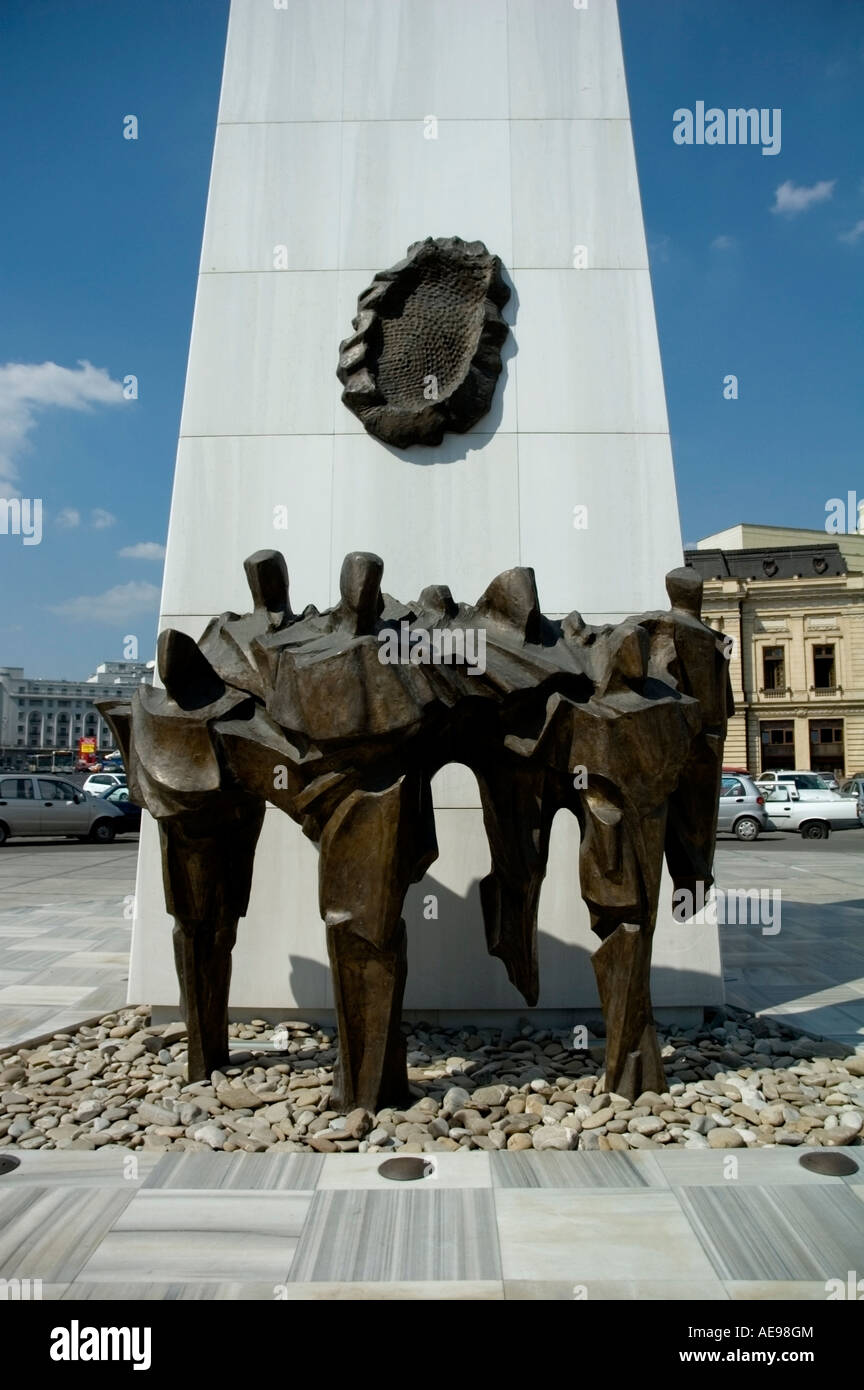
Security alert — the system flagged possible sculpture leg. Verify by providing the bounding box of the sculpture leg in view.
[578,797,667,1100]
[172,914,239,1082]
[159,799,265,1082]
[475,761,557,1005]
[318,773,436,1112]
[592,922,665,1098]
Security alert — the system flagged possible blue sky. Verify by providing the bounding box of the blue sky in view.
[0,0,862,677]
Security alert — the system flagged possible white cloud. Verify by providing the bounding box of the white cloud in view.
[55,507,81,529]
[0,360,124,492]
[839,219,864,244]
[90,508,117,530]
[648,234,671,263]
[710,234,736,251]
[117,541,166,561]
[47,581,160,624]
[771,179,835,215]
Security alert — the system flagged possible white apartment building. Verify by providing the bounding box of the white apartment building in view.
[0,660,153,766]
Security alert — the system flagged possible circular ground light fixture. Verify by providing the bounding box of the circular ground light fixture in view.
[0,1154,21,1176]
[378,1156,436,1182]
[798,1150,859,1178]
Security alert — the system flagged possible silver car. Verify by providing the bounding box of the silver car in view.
[838,776,864,818]
[717,772,769,841]
[0,775,125,845]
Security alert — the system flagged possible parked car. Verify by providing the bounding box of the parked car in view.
[838,776,864,815]
[756,770,836,796]
[0,775,126,845]
[82,771,127,796]
[761,782,862,839]
[98,783,141,835]
[717,772,769,841]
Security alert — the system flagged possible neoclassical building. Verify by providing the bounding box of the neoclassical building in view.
[686,524,864,779]
[0,660,153,767]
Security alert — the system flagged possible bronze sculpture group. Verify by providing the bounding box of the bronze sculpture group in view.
[101,239,732,1114]
[100,553,730,1112]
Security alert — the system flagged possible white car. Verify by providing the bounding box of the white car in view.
[762,783,862,839]
[757,768,839,793]
[82,771,127,796]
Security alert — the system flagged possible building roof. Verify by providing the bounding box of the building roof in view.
[696,523,864,573]
[686,542,847,582]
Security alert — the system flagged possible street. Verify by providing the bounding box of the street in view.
[717,827,864,854]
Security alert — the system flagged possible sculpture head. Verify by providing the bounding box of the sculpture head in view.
[336,551,384,635]
[665,566,703,617]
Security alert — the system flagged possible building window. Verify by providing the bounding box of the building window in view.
[759,720,794,774]
[812,644,836,691]
[762,646,786,692]
[811,722,843,743]
[810,719,844,776]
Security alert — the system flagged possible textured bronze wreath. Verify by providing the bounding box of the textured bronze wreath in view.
[337,236,510,448]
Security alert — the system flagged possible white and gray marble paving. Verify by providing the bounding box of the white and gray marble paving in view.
[4,1148,157,1188]
[675,1184,864,1282]
[0,842,135,1047]
[504,1279,728,1301]
[490,1150,666,1189]
[1,1149,862,1298]
[142,1152,323,1191]
[724,1281,842,1301]
[495,1188,719,1283]
[38,1281,282,1301]
[316,1150,491,1190]
[652,1146,861,1188]
[288,1188,501,1283]
[77,1190,313,1284]
[0,1184,137,1281]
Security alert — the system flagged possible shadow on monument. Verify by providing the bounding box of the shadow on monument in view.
[269,864,726,1027]
[402,872,726,1018]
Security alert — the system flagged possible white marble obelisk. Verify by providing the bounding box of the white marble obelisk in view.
[131,0,723,1020]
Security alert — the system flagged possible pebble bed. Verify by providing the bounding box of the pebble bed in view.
[1,1005,862,1155]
